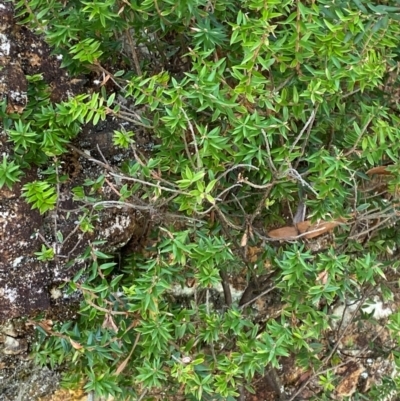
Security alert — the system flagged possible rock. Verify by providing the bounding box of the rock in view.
[1,321,18,337]
[0,170,51,321]
[0,2,149,399]
[0,0,144,322]
[3,335,27,355]
[1,360,62,401]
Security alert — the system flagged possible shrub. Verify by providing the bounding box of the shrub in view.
[9,0,400,399]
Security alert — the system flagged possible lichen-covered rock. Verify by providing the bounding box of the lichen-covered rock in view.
[0,168,50,321]
[0,0,142,322]
[0,2,147,398]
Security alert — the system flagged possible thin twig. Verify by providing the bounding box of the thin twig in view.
[344,114,374,157]
[35,231,53,249]
[239,177,275,190]
[342,88,361,99]
[284,168,319,197]
[181,131,197,172]
[215,164,258,182]
[125,28,142,75]
[261,129,277,174]
[196,183,243,216]
[181,107,202,171]
[349,215,394,239]
[96,144,112,170]
[239,285,276,309]
[214,204,244,231]
[114,111,154,129]
[289,106,318,155]
[104,177,122,197]
[266,368,287,401]
[219,270,232,307]
[62,220,84,254]
[53,157,60,247]
[137,389,148,401]
[249,181,276,226]
[87,62,125,91]
[110,172,192,196]
[91,200,156,212]
[67,144,114,172]
[293,105,319,170]
[206,289,218,365]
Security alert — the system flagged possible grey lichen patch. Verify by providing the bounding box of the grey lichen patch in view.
[9,90,27,104]
[2,335,27,355]
[0,286,18,304]
[0,1,14,34]
[91,203,144,253]
[49,286,62,300]
[0,32,10,56]
[0,359,61,401]
[103,215,132,239]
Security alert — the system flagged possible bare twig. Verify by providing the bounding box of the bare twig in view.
[181,107,202,171]
[274,74,295,92]
[239,284,276,309]
[293,105,319,170]
[215,164,258,182]
[110,172,192,196]
[67,144,115,172]
[62,219,85,256]
[125,28,142,75]
[284,168,319,197]
[104,177,122,197]
[214,204,244,231]
[249,181,276,226]
[205,289,218,365]
[96,144,112,170]
[87,62,125,91]
[91,200,156,212]
[182,131,198,171]
[344,114,374,157]
[349,215,394,239]
[114,109,154,128]
[261,129,277,174]
[53,157,60,244]
[196,183,243,216]
[115,333,141,375]
[289,106,318,156]
[239,177,275,190]
[137,389,148,401]
[266,367,287,401]
[219,270,232,307]
[35,231,53,250]
[342,88,361,99]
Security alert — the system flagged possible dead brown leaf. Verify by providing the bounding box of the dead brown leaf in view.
[102,313,118,332]
[317,270,329,285]
[115,333,141,375]
[335,362,364,399]
[267,218,347,240]
[299,219,345,239]
[70,339,83,350]
[366,165,394,176]
[267,226,299,239]
[240,231,248,247]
